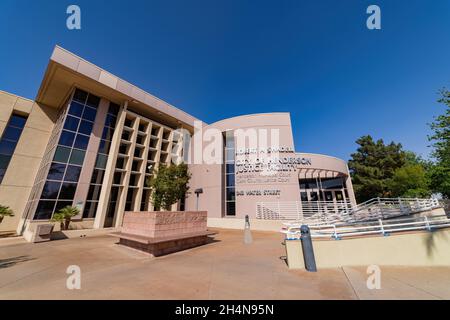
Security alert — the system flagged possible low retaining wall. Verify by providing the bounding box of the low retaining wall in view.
[286,228,450,269]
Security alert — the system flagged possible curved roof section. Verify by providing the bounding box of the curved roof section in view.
[296,152,349,174]
[206,112,292,131]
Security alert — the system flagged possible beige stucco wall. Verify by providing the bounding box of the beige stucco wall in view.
[186,113,355,219]
[0,91,57,233]
[187,113,301,219]
[286,228,450,269]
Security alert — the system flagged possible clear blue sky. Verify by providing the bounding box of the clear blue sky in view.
[1,0,449,161]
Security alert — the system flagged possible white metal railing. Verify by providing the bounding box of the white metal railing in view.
[257,197,442,224]
[256,200,353,222]
[281,214,450,240]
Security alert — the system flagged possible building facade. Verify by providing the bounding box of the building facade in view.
[0,46,355,235]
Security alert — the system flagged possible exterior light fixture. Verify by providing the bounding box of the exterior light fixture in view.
[194,188,203,211]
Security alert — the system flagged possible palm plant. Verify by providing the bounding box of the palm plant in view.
[51,206,79,230]
[0,205,14,224]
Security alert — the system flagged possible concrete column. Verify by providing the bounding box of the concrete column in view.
[93,101,127,229]
[149,126,163,211]
[133,120,152,212]
[113,115,139,228]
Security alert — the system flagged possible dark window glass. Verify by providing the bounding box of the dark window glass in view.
[136,135,143,145]
[102,127,114,140]
[2,126,23,141]
[68,101,84,117]
[55,201,73,213]
[113,172,122,185]
[321,177,344,190]
[109,103,120,115]
[91,169,105,184]
[86,94,100,108]
[69,149,85,166]
[134,148,142,158]
[0,168,7,182]
[122,131,130,140]
[0,140,16,155]
[73,89,88,104]
[107,201,117,218]
[118,145,128,155]
[95,154,108,169]
[226,174,235,187]
[64,116,80,132]
[54,146,71,163]
[310,192,319,201]
[299,179,318,190]
[78,120,93,135]
[59,183,77,199]
[9,114,27,128]
[82,106,97,122]
[64,165,82,182]
[116,157,125,169]
[98,139,110,154]
[324,191,333,201]
[129,174,137,186]
[300,192,308,201]
[41,181,61,199]
[105,114,116,127]
[226,164,235,174]
[83,201,98,218]
[226,202,236,216]
[87,185,102,201]
[125,201,132,211]
[59,130,76,147]
[0,155,11,169]
[34,201,56,220]
[48,163,66,181]
[124,118,133,127]
[74,134,89,150]
[226,188,235,201]
[131,162,140,172]
[335,191,344,201]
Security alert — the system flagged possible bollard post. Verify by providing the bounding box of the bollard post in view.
[244,214,253,244]
[300,225,317,272]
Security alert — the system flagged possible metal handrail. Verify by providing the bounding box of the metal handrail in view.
[257,197,442,224]
[282,214,450,240]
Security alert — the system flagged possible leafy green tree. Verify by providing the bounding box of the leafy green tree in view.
[0,205,14,224]
[348,135,406,202]
[428,89,450,198]
[51,206,79,230]
[388,164,431,198]
[147,163,191,211]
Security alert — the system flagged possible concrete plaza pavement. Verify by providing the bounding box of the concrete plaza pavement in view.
[0,228,449,300]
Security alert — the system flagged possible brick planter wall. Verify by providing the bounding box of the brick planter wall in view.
[121,211,208,238]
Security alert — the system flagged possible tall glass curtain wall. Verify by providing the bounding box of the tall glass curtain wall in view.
[0,113,28,183]
[34,89,101,220]
[224,131,236,216]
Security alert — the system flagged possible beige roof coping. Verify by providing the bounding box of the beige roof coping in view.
[49,45,202,127]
